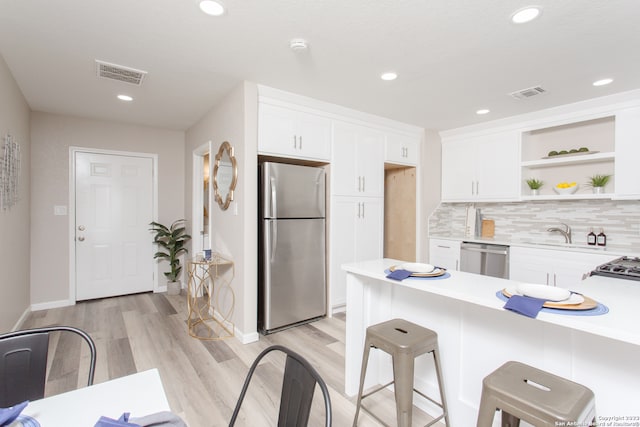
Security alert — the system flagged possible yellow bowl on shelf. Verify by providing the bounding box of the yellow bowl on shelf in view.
[553,183,579,195]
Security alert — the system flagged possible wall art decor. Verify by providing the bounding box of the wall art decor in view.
[1,133,21,210]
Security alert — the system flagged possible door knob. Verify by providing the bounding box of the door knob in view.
[78,236,85,241]
[78,225,86,231]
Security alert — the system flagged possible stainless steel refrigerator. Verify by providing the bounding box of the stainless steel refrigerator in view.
[258,162,326,333]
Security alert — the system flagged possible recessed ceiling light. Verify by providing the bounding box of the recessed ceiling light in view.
[593,78,613,87]
[511,6,541,24]
[117,94,133,102]
[476,109,490,115]
[381,72,398,81]
[199,0,225,16]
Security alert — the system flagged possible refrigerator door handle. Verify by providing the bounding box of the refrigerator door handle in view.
[269,176,277,218]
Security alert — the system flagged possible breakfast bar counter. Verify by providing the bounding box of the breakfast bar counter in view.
[343,258,640,426]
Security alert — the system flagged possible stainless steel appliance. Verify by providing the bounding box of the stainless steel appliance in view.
[590,256,640,281]
[460,242,510,279]
[258,162,326,333]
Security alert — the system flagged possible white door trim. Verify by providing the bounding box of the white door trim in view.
[68,147,159,303]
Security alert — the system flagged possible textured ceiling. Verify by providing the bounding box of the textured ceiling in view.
[1,0,639,131]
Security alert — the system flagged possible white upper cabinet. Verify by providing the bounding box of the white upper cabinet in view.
[385,132,419,166]
[331,121,385,197]
[258,103,332,161]
[441,131,520,202]
[614,107,640,199]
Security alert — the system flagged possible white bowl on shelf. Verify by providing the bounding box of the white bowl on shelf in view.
[553,184,579,195]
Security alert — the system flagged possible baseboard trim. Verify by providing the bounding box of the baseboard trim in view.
[12,307,32,331]
[31,299,75,312]
[237,328,260,344]
[332,303,346,315]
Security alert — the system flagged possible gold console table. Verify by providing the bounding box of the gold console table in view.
[186,254,235,340]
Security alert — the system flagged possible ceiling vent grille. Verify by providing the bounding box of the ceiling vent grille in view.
[95,60,147,86]
[509,86,546,100]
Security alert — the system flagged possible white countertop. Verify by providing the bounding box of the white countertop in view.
[343,258,640,346]
[431,234,638,256]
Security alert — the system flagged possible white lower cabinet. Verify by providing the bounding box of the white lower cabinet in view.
[428,238,460,271]
[329,197,383,309]
[509,246,617,289]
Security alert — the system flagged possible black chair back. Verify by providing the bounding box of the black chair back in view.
[229,345,332,427]
[0,326,96,407]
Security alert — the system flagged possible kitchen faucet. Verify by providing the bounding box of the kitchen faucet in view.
[547,223,572,244]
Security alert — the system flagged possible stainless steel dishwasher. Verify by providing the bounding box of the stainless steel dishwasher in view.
[460,242,510,279]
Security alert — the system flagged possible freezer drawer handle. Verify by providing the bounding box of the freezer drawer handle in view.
[270,220,278,262]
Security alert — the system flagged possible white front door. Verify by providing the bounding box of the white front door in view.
[74,151,154,300]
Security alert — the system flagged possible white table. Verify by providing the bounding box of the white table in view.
[21,369,170,426]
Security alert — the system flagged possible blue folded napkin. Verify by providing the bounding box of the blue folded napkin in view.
[386,269,412,281]
[130,411,188,427]
[504,295,546,318]
[0,401,28,426]
[95,413,142,427]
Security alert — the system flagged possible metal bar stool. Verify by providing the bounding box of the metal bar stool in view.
[477,361,596,427]
[353,318,450,427]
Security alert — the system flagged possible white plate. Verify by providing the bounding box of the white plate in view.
[506,285,584,305]
[517,283,571,301]
[399,263,435,274]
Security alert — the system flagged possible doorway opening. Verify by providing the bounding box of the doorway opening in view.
[192,142,212,255]
[383,164,417,262]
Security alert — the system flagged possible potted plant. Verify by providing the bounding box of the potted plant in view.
[525,178,544,195]
[149,219,192,295]
[587,174,611,194]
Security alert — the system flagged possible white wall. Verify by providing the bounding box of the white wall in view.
[421,129,442,262]
[184,81,259,342]
[0,54,31,331]
[30,112,185,306]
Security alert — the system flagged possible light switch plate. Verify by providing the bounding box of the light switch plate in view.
[54,205,67,216]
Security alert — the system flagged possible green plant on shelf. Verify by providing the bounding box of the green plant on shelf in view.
[586,174,611,188]
[525,178,544,190]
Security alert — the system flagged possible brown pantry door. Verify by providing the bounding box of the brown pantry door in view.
[74,151,154,300]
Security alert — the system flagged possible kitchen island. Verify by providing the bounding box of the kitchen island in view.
[344,258,640,426]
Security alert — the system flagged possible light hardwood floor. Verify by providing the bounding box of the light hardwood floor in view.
[23,291,441,426]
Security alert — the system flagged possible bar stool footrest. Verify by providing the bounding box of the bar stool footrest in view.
[359,381,447,427]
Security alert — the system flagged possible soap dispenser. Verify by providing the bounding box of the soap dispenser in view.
[587,228,596,246]
[597,228,607,246]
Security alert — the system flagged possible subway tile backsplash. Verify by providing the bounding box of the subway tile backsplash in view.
[428,199,640,251]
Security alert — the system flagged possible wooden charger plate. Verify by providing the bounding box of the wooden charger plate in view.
[389,265,447,278]
[501,288,598,310]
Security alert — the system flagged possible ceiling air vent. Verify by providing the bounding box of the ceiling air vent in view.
[509,86,546,100]
[95,60,147,86]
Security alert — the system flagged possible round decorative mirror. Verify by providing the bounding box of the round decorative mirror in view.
[213,141,238,210]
